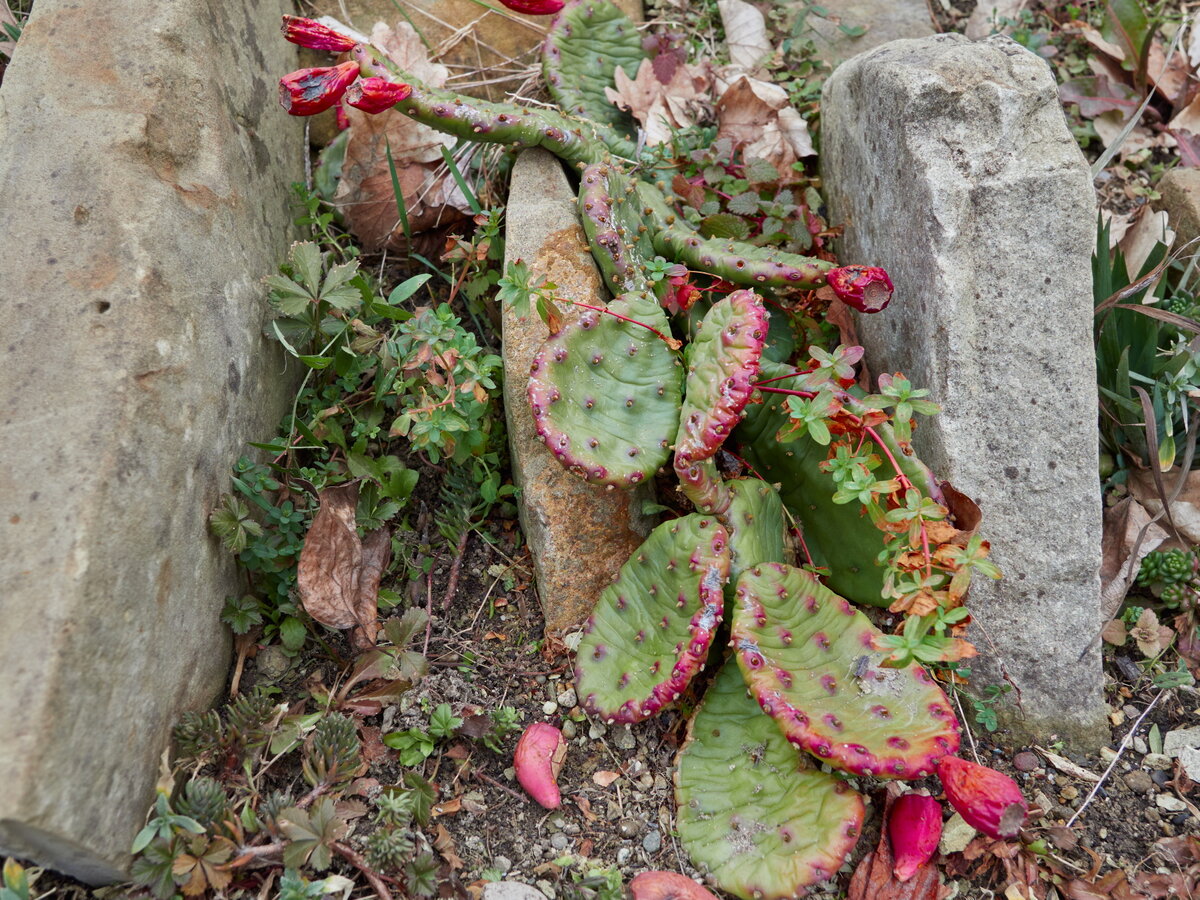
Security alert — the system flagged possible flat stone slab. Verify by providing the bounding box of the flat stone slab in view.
[0,0,301,882]
[821,34,1107,747]
[502,150,653,637]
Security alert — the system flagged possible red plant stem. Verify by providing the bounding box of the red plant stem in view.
[561,299,681,349]
[333,842,395,900]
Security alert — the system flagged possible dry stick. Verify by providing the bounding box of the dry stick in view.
[333,841,395,900]
[1067,690,1164,829]
[443,529,470,610]
[950,687,982,765]
[473,767,526,801]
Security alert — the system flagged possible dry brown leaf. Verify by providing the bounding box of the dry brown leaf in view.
[1169,91,1200,136]
[718,0,772,71]
[847,830,939,900]
[1118,207,1174,279]
[605,58,709,146]
[1067,20,1126,61]
[434,823,465,869]
[333,22,471,249]
[1147,41,1190,105]
[433,796,463,817]
[350,526,391,651]
[1036,747,1101,783]
[1130,467,1200,544]
[298,483,363,629]
[1100,497,1168,620]
[715,75,814,176]
[592,770,621,787]
[1131,608,1173,658]
[1101,618,1128,646]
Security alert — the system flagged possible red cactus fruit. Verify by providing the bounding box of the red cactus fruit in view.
[279,62,362,116]
[499,0,566,13]
[888,793,943,882]
[629,872,720,900]
[514,722,567,809]
[280,16,358,53]
[936,755,1028,839]
[826,265,894,313]
[344,77,413,114]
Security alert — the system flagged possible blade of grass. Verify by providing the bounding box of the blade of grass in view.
[387,0,431,49]
[384,137,412,243]
[440,145,483,215]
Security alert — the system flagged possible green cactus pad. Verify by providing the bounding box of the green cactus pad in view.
[676,290,768,464]
[543,0,644,160]
[675,660,864,900]
[731,563,960,777]
[723,479,786,587]
[528,289,682,486]
[575,515,730,723]
[735,361,942,607]
[578,163,651,296]
[636,183,832,289]
[676,455,732,516]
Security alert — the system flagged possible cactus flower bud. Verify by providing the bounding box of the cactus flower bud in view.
[826,265,894,313]
[888,794,942,882]
[498,0,565,14]
[936,755,1028,839]
[514,722,567,809]
[344,77,413,114]
[281,16,358,52]
[278,62,361,116]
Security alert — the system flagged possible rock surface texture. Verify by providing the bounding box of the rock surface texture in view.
[1155,167,1200,246]
[0,0,301,882]
[502,150,654,636]
[821,34,1107,746]
[807,0,934,66]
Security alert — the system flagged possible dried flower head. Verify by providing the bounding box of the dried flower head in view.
[280,16,358,53]
[827,265,894,313]
[344,77,413,115]
[278,62,361,116]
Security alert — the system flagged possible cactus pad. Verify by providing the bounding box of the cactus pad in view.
[722,479,786,587]
[575,515,730,723]
[676,290,768,464]
[578,163,651,296]
[676,455,732,516]
[543,0,644,160]
[675,660,864,900]
[731,563,960,777]
[637,183,832,289]
[528,289,683,486]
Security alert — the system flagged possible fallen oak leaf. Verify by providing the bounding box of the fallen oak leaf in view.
[350,525,390,651]
[298,483,363,630]
[604,57,709,146]
[715,75,813,177]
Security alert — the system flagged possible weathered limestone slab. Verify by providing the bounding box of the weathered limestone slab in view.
[0,0,302,882]
[502,150,653,636]
[821,34,1107,746]
[805,0,934,67]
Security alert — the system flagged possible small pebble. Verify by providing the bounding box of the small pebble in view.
[493,856,512,874]
[1123,770,1154,794]
[617,848,632,866]
[589,722,607,740]
[1144,807,1162,823]
[614,726,636,750]
[653,775,668,791]
[1060,785,1078,801]
[1123,704,1140,719]
[550,833,570,851]
[1145,753,1173,770]
[642,830,662,853]
[542,701,558,715]
[1099,747,1119,762]
[618,817,642,838]
[1172,812,1192,826]
[1012,751,1040,772]
[537,880,556,900]
[564,823,581,835]
[550,815,567,830]
[1132,736,1148,755]
[1156,794,1187,812]
[561,719,577,739]
[557,688,577,708]
[1151,769,1171,788]
[637,773,654,789]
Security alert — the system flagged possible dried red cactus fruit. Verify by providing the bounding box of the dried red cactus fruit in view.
[826,265,894,313]
[499,0,566,14]
[279,62,362,116]
[345,77,413,114]
[280,16,358,53]
[514,722,568,809]
[629,872,720,900]
[936,755,1028,839]
[888,793,942,882]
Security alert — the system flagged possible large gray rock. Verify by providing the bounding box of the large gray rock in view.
[0,0,301,882]
[502,150,653,637]
[821,34,1107,746]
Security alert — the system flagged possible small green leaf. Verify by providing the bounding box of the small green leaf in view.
[291,242,324,296]
[280,616,307,651]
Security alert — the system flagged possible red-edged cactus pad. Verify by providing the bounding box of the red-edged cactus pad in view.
[528,289,683,487]
[731,564,960,777]
[722,479,785,587]
[675,290,767,464]
[578,163,651,296]
[676,455,732,516]
[575,515,730,723]
[675,660,864,900]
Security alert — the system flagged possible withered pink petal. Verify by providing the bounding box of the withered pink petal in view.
[936,755,1028,839]
[888,793,942,882]
[514,722,567,809]
[281,16,358,52]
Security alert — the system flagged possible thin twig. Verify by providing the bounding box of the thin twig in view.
[473,767,526,801]
[951,686,982,764]
[333,841,395,900]
[1067,690,1164,828]
[443,529,470,610]
[423,569,434,657]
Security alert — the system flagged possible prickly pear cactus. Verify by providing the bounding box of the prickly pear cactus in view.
[735,361,944,607]
[575,515,730,723]
[723,478,785,588]
[675,660,865,900]
[732,563,960,777]
[636,183,832,289]
[578,162,652,295]
[543,0,644,160]
[527,289,683,486]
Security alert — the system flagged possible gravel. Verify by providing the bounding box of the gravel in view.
[642,830,662,853]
